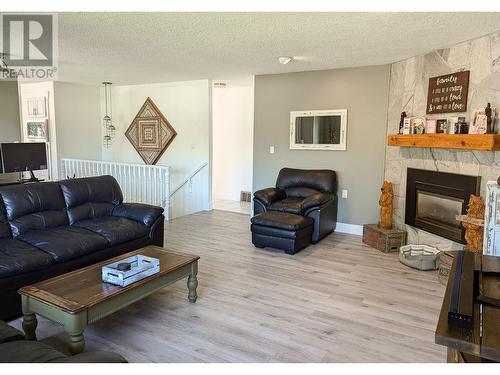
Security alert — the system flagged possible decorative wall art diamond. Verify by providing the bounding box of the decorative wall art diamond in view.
[125,97,177,165]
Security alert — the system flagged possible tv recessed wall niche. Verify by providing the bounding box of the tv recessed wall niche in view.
[290,109,347,150]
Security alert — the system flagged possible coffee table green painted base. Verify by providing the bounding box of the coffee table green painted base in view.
[21,260,198,355]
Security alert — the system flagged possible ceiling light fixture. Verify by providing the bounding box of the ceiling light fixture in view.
[278,56,292,65]
[102,82,115,148]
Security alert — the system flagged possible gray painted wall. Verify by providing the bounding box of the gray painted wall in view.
[0,81,21,142]
[253,65,391,225]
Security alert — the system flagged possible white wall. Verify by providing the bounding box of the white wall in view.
[54,82,102,166]
[212,77,254,202]
[102,79,211,218]
[17,81,102,180]
[18,81,57,180]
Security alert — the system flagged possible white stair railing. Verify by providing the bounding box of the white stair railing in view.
[170,162,209,197]
[169,162,209,219]
[61,159,170,220]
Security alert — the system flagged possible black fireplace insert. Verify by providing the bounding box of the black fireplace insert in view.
[405,168,480,244]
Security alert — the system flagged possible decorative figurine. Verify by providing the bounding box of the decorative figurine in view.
[415,122,425,134]
[461,194,485,253]
[455,118,469,134]
[486,103,493,134]
[399,112,407,134]
[378,181,393,230]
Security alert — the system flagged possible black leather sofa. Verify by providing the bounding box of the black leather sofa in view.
[0,175,164,321]
[253,168,338,243]
[0,320,127,363]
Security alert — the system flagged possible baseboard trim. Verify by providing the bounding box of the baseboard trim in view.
[336,222,363,236]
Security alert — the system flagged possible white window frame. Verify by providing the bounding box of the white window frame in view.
[289,109,347,151]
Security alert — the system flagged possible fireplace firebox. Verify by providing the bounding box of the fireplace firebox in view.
[405,168,480,244]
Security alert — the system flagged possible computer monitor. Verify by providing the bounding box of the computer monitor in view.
[0,142,48,174]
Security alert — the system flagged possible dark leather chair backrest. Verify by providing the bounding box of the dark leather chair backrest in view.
[0,182,68,237]
[276,168,337,198]
[0,197,12,239]
[59,175,123,225]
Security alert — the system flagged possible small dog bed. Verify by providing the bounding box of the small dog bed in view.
[399,244,441,271]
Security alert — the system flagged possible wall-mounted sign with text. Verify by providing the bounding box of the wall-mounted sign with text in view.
[426,70,470,114]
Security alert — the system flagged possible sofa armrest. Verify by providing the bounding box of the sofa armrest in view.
[302,192,334,211]
[112,203,164,227]
[253,188,285,206]
[0,321,24,344]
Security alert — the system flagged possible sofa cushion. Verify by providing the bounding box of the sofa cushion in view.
[284,187,320,199]
[251,212,313,231]
[0,340,128,363]
[18,227,109,263]
[302,192,334,211]
[268,197,304,215]
[59,176,123,225]
[0,239,54,278]
[74,216,149,246]
[253,188,285,206]
[0,321,24,343]
[0,340,68,363]
[0,198,11,239]
[0,222,10,239]
[112,203,164,227]
[276,168,337,194]
[0,183,68,237]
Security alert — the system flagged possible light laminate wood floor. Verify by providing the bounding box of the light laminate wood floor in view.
[11,210,446,362]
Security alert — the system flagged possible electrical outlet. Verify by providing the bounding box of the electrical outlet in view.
[269,146,275,154]
[341,189,348,198]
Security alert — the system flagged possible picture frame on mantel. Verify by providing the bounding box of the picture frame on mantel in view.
[426,71,470,114]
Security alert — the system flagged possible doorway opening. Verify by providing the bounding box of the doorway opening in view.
[212,77,254,215]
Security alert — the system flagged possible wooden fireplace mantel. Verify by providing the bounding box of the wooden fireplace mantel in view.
[387,134,500,151]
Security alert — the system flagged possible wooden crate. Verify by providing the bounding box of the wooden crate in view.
[437,251,455,286]
[362,224,407,253]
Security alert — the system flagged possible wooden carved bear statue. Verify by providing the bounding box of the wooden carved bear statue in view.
[462,194,485,253]
[378,181,393,230]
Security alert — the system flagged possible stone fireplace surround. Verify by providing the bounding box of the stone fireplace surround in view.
[384,31,500,250]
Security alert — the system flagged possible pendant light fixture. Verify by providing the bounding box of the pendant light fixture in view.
[102,82,116,148]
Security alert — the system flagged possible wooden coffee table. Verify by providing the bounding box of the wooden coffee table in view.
[435,254,500,362]
[18,246,199,354]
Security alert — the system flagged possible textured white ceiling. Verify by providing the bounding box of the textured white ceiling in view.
[57,12,500,85]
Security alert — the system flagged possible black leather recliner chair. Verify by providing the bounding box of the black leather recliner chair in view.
[253,168,338,243]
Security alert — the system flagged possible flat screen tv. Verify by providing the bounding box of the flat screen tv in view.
[0,142,48,174]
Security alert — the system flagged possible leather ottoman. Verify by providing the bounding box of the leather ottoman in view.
[250,212,313,255]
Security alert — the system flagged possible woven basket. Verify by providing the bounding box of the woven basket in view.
[437,251,456,285]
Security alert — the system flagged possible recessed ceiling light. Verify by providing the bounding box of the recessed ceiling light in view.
[278,56,292,65]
